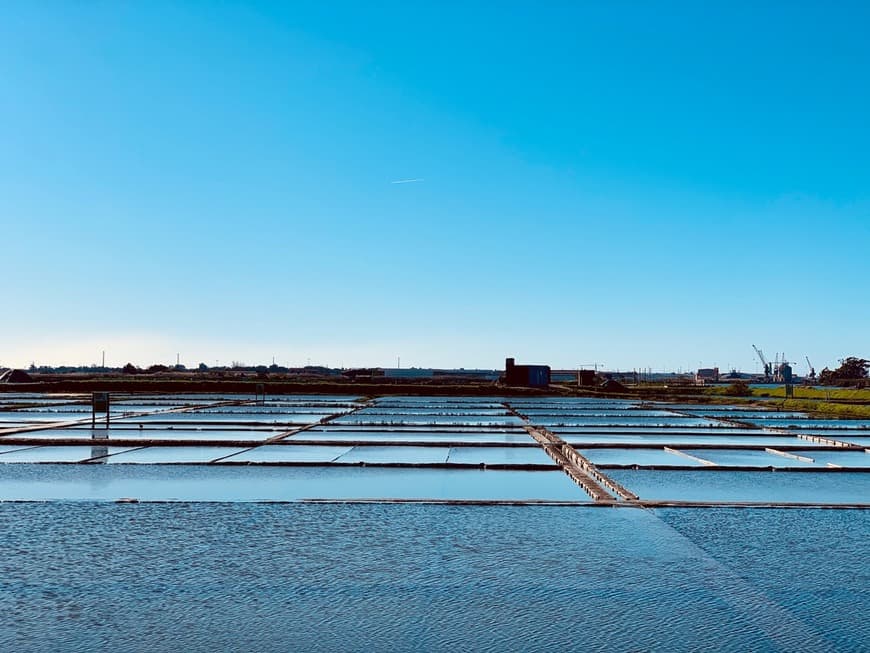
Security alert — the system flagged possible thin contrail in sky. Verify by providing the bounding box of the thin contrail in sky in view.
[391,178,424,184]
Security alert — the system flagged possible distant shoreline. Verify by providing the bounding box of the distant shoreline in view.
[3,377,868,420]
[0,375,717,400]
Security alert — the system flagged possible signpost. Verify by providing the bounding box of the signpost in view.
[782,364,794,399]
[92,392,110,430]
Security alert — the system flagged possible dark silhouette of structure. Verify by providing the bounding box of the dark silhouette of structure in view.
[504,358,550,388]
[0,368,34,384]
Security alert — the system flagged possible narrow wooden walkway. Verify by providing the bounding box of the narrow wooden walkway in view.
[504,401,640,503]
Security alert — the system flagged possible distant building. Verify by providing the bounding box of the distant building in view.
[504,358,551,388]
[695,367,720,384]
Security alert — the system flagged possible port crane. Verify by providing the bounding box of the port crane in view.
[805,356,816,381]
[752,345,772,382]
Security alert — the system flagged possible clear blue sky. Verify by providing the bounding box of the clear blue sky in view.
[2,2,868,373]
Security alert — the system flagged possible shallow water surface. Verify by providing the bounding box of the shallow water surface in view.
[0,504,865,652]
[105,446,248,464]
[334,445,451,464]
[0,445,139,463]
[577,447,704,466]
[680,449,793,467]
[609,470,870,503]
[299,430,535,444]
[559,433,815,446]
[220,445,353,463]
[0,464,584,502]
[658,508,869,651]
[446,446,555,466]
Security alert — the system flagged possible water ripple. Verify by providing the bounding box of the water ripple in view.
[0,504,866,651]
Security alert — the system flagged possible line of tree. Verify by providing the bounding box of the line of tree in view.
[122,363,176,375]
[818,357,869,385]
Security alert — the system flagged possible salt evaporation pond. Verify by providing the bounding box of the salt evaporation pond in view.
[608,469,870,503]
[447,446,556,466]
[220,445,354,463]
[297,430,536,444]
[578,448,705,467]
[1,392,868,652]
[0,464,584,502]
[0,503,866,651]
[0,445,139,463]
[559,433,815,446]
[0,428,279,442]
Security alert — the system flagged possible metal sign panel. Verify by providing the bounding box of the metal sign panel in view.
[93,392,110,413]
